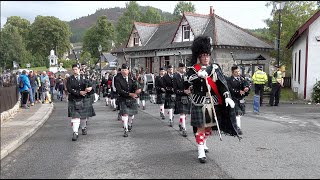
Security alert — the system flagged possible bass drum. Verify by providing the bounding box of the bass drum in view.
[144,74,155,94]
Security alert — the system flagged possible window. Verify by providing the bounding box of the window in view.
[182,25,190,41]
[298,50,301,84]
[164,56,170,67]
[294,52,297,81]
[133,32,139,46]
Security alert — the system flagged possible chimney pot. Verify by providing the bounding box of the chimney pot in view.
[210,6,213,15]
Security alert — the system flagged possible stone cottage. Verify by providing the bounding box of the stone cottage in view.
[111,7,273,77]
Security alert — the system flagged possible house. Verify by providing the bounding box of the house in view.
[111,6,273,77]
[286,10,320,100]
[101,52,118,75]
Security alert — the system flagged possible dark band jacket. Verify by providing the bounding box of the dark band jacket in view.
[185,64,231,106]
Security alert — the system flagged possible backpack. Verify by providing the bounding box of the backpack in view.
[19,78,24,88]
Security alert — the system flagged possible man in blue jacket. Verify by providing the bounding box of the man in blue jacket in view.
[19,70,31,109]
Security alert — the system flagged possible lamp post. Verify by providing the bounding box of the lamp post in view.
[276,1,286,68]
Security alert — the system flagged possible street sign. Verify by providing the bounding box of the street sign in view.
[26,63,31,68]
[253,95,260,113]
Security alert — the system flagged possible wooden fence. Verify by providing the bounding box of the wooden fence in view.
[0,85,19,113]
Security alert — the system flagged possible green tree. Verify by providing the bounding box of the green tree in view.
[0,25,31,69]
[28,16,72,60]
[265,1,318,69]
[4,16,31,42]
[115,1,142,45]
[83,16,115,58]
[142,7,162,23]
[173,1,196,19]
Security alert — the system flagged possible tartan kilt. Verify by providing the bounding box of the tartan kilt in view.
[174,98,191,115]
[110,91,118,99]
[119,98,138,116]
[190,104,239,136]
[234,99,246,116]
[156,93,165,104]
[139,91,150,101]
[164,94,175,109]
[68,97,96,118]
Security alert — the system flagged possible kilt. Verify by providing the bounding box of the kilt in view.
[234,98,246,116]
[190,104,238,136]
[174,97,191,115]
[68,97,96,118]
[156,93,165,104]
[139,91,150,101]
[164,94,175,109]
[110,91,118,99]
[119,98,138,116]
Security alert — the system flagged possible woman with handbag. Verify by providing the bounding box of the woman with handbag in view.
[67,64,96,141]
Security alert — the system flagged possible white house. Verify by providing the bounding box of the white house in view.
[287,10,320,100]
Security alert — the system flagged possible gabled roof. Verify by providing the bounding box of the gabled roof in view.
[133,22,159,46]
[102,52,117,63]
[112,11,273,53]
[286,10,320,49]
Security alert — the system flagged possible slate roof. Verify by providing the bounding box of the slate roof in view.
[102,52,117,63]
[233,54,267,61]
[112,12,273,53]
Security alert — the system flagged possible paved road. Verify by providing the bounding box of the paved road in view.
[1,100,320,178]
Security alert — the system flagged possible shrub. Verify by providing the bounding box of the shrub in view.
[311,80,320,103]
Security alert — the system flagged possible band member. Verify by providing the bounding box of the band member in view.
[67,64,96,141]
[114,64,141,137]
[155,67,166,119]
[163,65,176,126]
[185,36,240,163]
[227,65,250,135]
[173,63,191,137]
[138,72,151,110]
[110,69,118,111]
[101,72,109,106]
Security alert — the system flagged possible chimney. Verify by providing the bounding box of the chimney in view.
[210,6,214,16]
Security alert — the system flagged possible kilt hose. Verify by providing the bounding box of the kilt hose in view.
[156,93,165,104]
[68,97,96,118]
[164,94,175,109]
[139,91,150,101]
[174,98,191,115]
[119,98,138,116]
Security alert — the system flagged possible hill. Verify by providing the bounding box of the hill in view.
[68,6,175,43]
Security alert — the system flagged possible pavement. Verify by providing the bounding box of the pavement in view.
[0,102,54,160]
[0,95,316,161]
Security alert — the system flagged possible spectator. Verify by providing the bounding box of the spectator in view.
[49,74,56,101]
[28,71,36,106]
[19,70,31,109]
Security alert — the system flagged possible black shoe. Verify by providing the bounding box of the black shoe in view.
[182,130,187,137]
[143,106,146,110]
[238,129,243,135]
[113,108,117,111]
[138,105,141,108]
[72,132,78,141]
[106,103,108,106]
[128,125,132,132]
[274,104,278,106]
[179,124,183,131]
[204,149,209,153]
[123,130,128,137]
[117,114,121,121]
[198,157,206,163]
[169,120,173,127]
[82,128,87,135]
[160,113,165,120]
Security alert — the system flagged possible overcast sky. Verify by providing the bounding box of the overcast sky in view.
[1,1,273,29]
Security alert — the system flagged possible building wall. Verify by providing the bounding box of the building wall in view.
[127,28,142,47]
[173,18,195,43]
[291,32,307,99]
[213,48,272,77]
[306,17,320,100]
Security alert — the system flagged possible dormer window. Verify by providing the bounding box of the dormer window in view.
[134,32,140,46]
[182,25,190,41]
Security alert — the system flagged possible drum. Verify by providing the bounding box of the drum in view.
[143,74,155,93]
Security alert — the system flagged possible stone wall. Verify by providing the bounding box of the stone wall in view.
[0,101,20,124]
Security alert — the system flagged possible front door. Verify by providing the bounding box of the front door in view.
[145,57,153,73]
